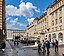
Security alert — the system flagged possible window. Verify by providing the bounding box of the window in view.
[46,35,47,37]
[45,18,46,23]
[45,25,46,29]
[60,2,61,6]
[52,13,54,19]
[60,9,62,16]
[52,20,54,26]
[58,3,59,8]
[0,6,2,10]
[56,5,57,8]
[52,33,56,41]
[52,28,54,31]
[56,19,58,24]
[58,33,63,42]
[55,27,57,31]
[59,26,62,30]
[56,11,58,18]
[59,17,62,23]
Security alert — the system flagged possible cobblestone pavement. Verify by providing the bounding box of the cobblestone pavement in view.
[0,41,64,56]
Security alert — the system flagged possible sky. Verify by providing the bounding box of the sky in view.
[6,0,55,30]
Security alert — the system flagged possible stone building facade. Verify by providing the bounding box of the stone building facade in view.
[0,0,6,46]
[7,29,26,41]
[26,0,64,42]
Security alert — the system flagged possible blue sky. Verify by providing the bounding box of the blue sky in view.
[6,0,55,30]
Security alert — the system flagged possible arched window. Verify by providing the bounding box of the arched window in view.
[58,33,63,42]
[49,34,51,42]
[52,33,56,42]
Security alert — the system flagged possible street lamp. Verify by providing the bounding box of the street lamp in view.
[27,33,28,45]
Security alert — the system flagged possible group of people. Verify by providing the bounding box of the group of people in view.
[38,39,58,54]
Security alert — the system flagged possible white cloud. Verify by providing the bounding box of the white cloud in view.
[6,2,40,18]
[27,18,35,24]
[35,8,40,13]
[7,18,18,29]
[6,17,11,21]
[6,17,26,29]
[6,23,18,29]
[17,22,24,26]
[10,18,18,24]
[6,5,18,16]
[42,8,47,13]
[7,24,19,30]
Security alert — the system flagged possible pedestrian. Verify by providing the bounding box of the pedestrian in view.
[38,41,42,52]
[1,42,6,49]
[55,40,58,52]
[52,40,55,47]
[41,40,46,53]
[17,41,19,46]
[45,40,50,54]
[1,42,6,52]
[14,41,16,45]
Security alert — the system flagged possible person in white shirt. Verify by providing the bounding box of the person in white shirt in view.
[41,40,46,53]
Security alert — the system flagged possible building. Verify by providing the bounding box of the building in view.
[0,0,6,47]
[6,29,26,41]
[26,18,41,41]
[7,30,13,40]
[26,0,64,43]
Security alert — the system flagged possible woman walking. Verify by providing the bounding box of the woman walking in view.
[55,40,58,52]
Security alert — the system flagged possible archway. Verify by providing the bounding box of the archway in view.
[52,33,56,42]
[48,34,51,42]
[58,33,63,42]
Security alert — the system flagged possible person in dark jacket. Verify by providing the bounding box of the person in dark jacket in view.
[1,42,6,49]
[55,40,58,52]
[1,42,6,52]
[45,40,50,54]
[38,41,42,52]
[14,41,16,45]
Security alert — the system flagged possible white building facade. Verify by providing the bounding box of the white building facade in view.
[6,29,26,41]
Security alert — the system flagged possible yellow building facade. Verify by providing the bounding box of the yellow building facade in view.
[0,0,6,41]
[26,0,64,42]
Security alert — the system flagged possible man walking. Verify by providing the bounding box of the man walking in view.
[45,40,50,54]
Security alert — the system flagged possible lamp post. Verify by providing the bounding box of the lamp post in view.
[27,33,28,45]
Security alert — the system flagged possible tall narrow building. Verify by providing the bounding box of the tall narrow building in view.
[0,0,6,48]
